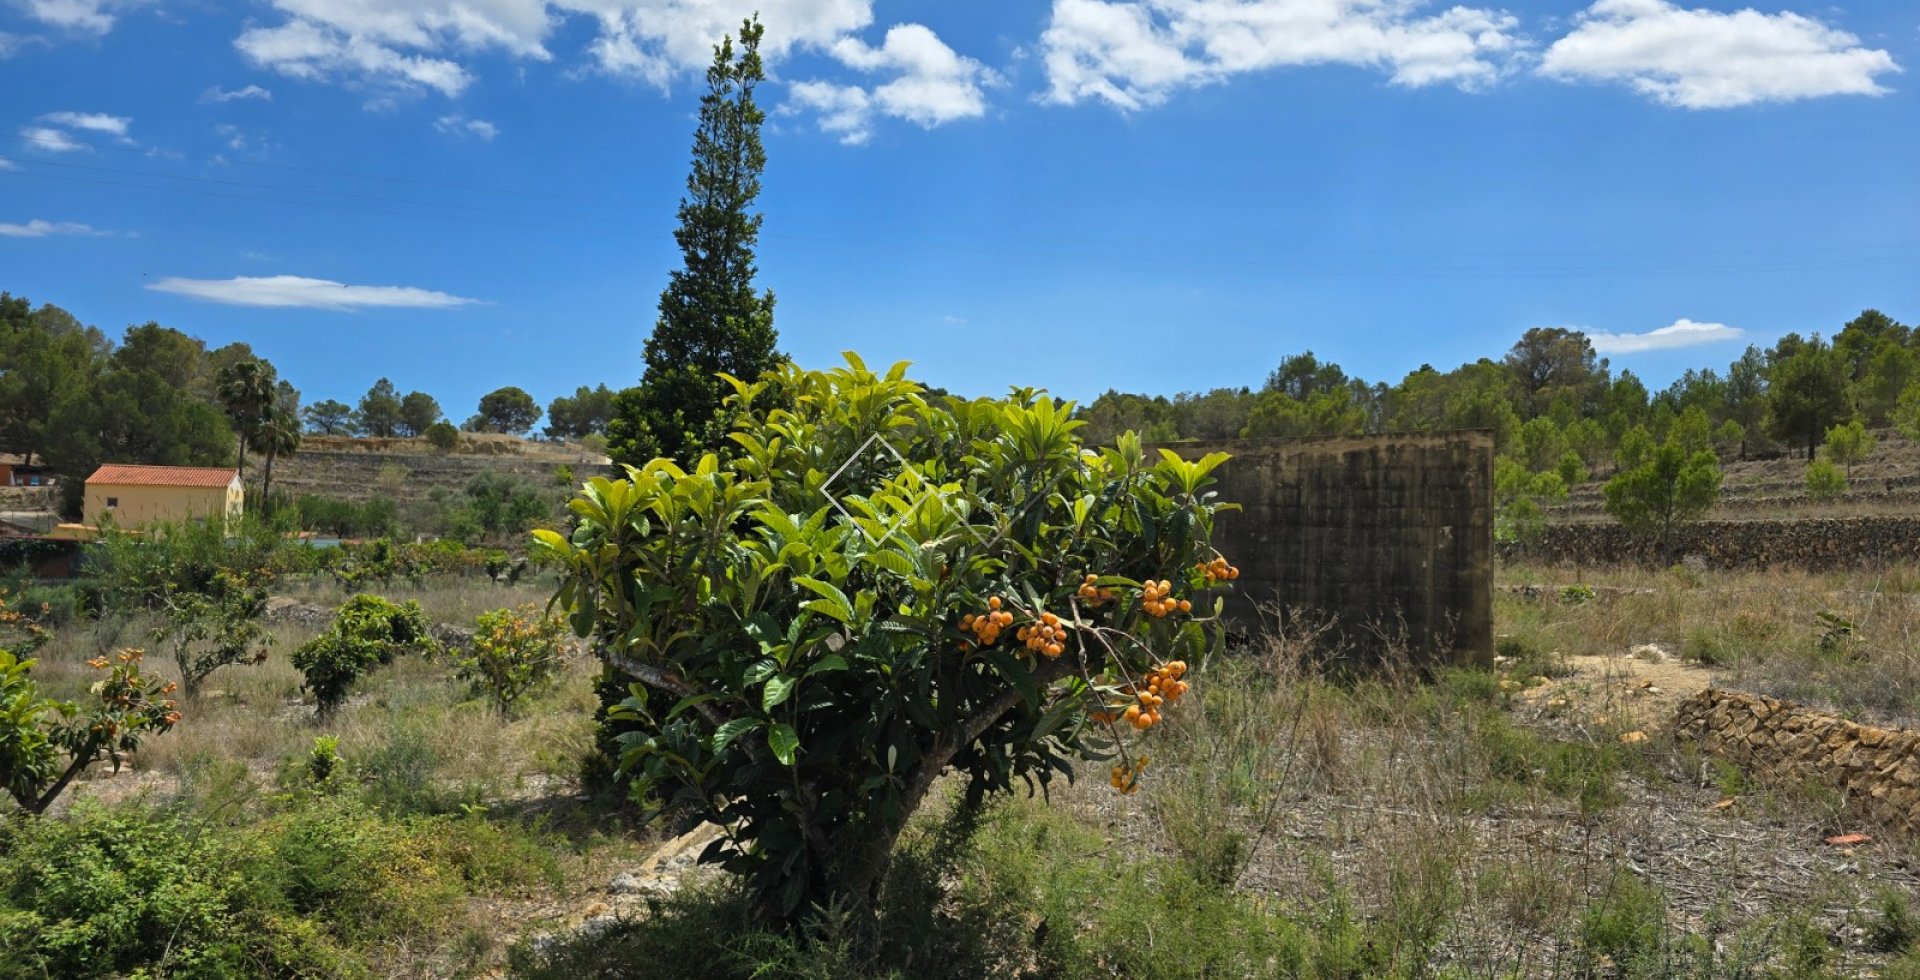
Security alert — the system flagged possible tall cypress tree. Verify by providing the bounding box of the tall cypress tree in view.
[610,17,781,467]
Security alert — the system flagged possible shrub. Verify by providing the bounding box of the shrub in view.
[292,595,439,719]
[425,420,460,453]
[1559,584,1596,605]
[539,355,1236,922]
[153,572,271,698]
[1,648,179,814]
[0,589,50,653]
[456,606,567,713]
[1805,457,1846,502]
[0,795,554,978]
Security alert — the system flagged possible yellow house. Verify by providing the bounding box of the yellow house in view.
[83,464,244,530]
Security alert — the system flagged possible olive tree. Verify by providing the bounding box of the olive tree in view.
[538,355,1237,922]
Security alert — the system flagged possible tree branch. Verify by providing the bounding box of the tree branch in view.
[600,648,733,728]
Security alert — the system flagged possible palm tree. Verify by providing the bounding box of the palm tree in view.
[257,405,302,516]
[215,358,276,474]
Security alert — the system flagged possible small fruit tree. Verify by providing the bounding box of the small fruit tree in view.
[2,647,179,814]
[538,354,1238,919]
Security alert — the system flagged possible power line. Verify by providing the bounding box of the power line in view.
[0,167,650,237]
[12,139,645,231]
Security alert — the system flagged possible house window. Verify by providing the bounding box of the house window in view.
[105,497,119,509]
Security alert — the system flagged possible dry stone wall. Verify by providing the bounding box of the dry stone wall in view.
[1674,688,1920,835]
[1507,516,1920,570]
[1160,431,1494,667]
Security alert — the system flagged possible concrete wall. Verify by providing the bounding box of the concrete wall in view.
[1506,515,1920,571]
[1675,688,1920,836]
[1161,431,1494,667]
[84,481,242,529]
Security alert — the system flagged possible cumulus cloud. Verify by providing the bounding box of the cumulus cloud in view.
[201,84,273,103]
[1039,0,1523,110]
[576,0,876,85]
[147,274,482,310]
[1540,0,1900,108]
[230,0,877,94]
[787,24,995,143]
[0,218,113,237]
[39,110,130,137]
[237,19,474,96]
[16,0,145,35]
[224,1,989,139]
[434,114,499,139]
[1585,318,1743,354]
[0,30,39,57]
[19,126,87,152]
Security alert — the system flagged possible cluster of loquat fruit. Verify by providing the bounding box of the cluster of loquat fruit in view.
[1121,659,1188,729]
[1076,573,1116,606]
[1109,755,1149,794]
[1197,556,1240,583]
[960,596,1015,647]
[1017,611,1069,658]
[1140,579,1190,618]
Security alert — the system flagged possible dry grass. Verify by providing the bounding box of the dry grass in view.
[1030,618,1920,978]
[1501,561,1920,726]
[30,579,600,817]
[24,564,1920,977]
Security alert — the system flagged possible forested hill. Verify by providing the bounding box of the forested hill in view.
[1077,310,1912,476]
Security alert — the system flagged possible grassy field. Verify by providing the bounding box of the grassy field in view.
[9,565,1920,977]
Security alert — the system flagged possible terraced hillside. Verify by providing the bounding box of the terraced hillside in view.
[266,434,614,505]
[1548,425,1920,523]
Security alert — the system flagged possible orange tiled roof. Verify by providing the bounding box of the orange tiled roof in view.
[86,464,239,488]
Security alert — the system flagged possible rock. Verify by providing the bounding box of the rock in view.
[1629,643,1669,663]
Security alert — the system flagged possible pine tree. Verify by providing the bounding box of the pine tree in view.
[610,17,782,467]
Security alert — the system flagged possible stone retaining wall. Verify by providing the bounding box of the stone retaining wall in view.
[1673,688,1920,835]
[1504,515,1920,570]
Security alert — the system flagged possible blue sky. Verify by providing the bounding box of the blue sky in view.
[2,0,1915,419]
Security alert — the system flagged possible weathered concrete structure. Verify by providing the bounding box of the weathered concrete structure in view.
[1163,431,1494,668]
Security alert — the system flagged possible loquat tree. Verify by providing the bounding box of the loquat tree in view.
[538,354,1238,924]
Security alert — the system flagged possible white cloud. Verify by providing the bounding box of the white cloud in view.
[0,218,113,237]
[1039,0,1523,110]
[19,126,87,152]
[237,19,474,96]
[574,0,877,85]
[0,157,15,170]
[1540,0,1900,108]
[0,30,38,57]
[434,114,499,139]
[787,80,873,143]
[1585,318,1743,354]
[146,274,482,311]
[17,0,144,35]
[201,84,273,103]
[226,0,989,141]
[787,24,994,142]
[39,110,130,137]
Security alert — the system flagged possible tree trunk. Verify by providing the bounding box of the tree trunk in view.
[824,656,1079,925]
[236,434,248,474]
[262,447,277,517]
